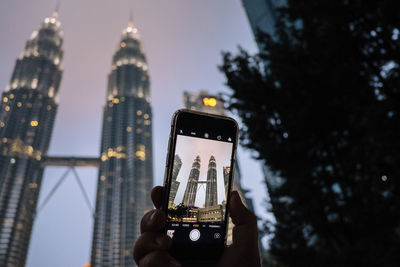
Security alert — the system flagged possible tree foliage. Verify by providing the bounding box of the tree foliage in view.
[220,1,400,266]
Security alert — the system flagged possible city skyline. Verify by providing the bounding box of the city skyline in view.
[0,1,267,266]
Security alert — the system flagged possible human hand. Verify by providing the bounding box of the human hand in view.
[217,190,260,267]
[133,186,180,267]
[133,186,260,267]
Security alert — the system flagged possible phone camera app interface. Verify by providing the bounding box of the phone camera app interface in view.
[166,132,233,244]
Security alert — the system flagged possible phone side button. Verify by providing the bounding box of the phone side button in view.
[165,152,170,166]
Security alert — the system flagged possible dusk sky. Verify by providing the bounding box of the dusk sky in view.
[0,1,269,266]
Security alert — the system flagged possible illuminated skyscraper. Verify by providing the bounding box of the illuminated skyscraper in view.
[168,155,182,207]
[205,155,218,207]
[90,19,153,266]
[182,155,200,207]
[0,10,63,266]
[223,166,230,199]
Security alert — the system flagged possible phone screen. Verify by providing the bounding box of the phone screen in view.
[165,126,235,247]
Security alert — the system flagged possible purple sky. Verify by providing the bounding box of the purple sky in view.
[0,1,269,266]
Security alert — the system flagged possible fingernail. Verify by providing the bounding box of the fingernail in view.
[150,210,158,221]
[156,235,171,247]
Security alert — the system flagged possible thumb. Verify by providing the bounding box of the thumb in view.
[229,191,259,258]
[229,191,257,226]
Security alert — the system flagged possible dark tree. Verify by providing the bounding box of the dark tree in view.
[220,1,400,266]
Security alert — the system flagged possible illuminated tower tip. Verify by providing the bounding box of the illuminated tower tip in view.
[53,1,61,18]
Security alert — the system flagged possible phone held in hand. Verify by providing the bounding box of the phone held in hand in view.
[162,109,238,264]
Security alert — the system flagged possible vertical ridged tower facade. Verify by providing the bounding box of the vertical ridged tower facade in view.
[168,155,182,207]
[90,20,153,267]
[205,155,218,207]
[0,11,63,266]
[182,155,200,207]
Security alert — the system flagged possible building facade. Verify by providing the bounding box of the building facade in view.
[168,155,182,207]
[0,11,63,266]
[182,155,200,207]
[205,155,218,207]
[90,20,153,267]
[198,204,224,222]
[241,0,285,52]
[223,166,230,199]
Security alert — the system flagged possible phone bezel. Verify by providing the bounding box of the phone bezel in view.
[162,109,239,263]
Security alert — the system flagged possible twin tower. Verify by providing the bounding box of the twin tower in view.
[171,155,219,208]
[0,10,152,266]
[183,155,218,208]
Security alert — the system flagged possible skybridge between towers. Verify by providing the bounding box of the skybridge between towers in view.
[36,156,101,218]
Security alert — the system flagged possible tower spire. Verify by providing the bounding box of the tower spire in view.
[52,1,61,18]
[128,8,134,28]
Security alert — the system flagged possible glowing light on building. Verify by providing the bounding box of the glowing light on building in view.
[31,78,38,89]
[203,97,217,107]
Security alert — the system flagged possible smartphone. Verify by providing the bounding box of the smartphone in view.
[162,109,238,263]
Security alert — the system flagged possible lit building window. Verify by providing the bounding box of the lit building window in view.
[34,51,39,57]
[31,78,38,89]
[48,86,55,98]
[121,42,126,47]
[144,120,151,125]
[30,120,39,127]
[135,145,146,161]
[143,114,149,119]
[17,102,22,107]
[116,146,125,152]
[47,105,52,111]
[3,97,8,103]
[12,80,18,89]
[112,98,119,104]
[5,106,10,111]
[126,126,132,132]
[29,183,38,189]
[9,94,14,99]
[136,128,142,134]
[137,110,142,116]
[136,119,142,124]
[203,97,217,107]
[0,122,4,127]
[100,176,106,181]
[2,138,7,143]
